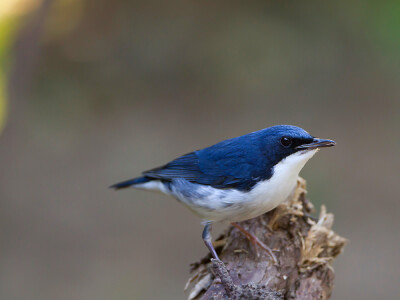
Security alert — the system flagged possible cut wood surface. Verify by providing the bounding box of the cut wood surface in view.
[185,178,347,300]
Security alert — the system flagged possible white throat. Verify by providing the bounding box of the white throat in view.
[271,149,319,186]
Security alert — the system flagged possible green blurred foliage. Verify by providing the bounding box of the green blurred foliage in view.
[0,17,17,133]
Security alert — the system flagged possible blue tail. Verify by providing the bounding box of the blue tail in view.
[110,176,152,190]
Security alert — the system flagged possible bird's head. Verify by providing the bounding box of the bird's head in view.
[256,125,336,167]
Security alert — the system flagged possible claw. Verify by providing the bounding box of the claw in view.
[231,222,279,265]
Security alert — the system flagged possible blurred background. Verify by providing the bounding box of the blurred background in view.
[1,0,399,299]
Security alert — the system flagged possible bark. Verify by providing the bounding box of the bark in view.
[185,178,347,300]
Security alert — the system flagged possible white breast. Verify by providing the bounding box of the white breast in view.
[231,149,318,221]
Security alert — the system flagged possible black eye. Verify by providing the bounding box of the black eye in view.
[280,137,292,147]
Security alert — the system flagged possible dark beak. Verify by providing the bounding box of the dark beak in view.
[296,138,336,150]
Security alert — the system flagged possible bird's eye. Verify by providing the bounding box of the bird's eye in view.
[280,137,292,147]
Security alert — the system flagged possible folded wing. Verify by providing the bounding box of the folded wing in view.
[143,140,266,192]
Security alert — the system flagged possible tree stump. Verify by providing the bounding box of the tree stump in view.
[185,178,347,300]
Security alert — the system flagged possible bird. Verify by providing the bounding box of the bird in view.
[111,125,335,262]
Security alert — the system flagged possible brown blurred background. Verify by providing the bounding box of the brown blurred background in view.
[0,0,399,299]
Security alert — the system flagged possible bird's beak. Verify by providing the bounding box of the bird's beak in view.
[296,138,336,150]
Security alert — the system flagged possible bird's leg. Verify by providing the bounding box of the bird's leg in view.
[202,222,220,260]
[231,222,278,264]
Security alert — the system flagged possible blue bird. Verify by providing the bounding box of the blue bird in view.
[111,125,335,262]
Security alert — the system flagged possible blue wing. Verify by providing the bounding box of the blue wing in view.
[143,152,201,181]
[143,136,270,191]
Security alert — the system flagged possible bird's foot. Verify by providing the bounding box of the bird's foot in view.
[231,222,279,265]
